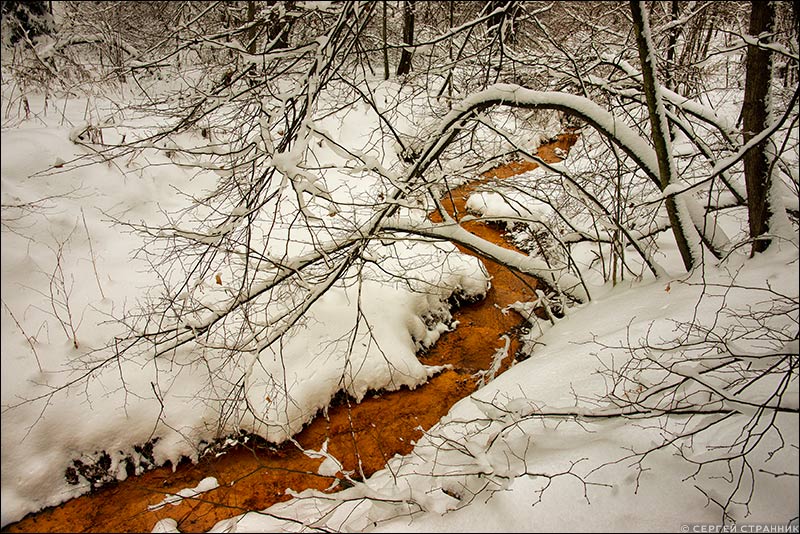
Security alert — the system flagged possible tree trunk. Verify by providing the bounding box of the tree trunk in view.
[631,0,696,272]
[246,0,258,54]
[665,0,679,93]
[742,0,775,254]
[396,0,415,76]
[487,1,504,35]
[382,1,390,80]
[486,1,518,44]
[265,0,292,51]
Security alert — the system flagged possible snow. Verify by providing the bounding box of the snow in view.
[385,216,589,302]
[465,190,551,223]
[1,82,492,526]
[148,477,219,511]
[1,20,798,534]
[243,268,487,444]
[0,95,226,524]
[203,246,799,533]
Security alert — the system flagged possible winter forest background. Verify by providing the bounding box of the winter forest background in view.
[1,1,798,532]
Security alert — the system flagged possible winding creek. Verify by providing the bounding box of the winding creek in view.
[3,132,578,533]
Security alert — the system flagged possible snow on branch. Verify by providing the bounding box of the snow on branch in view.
[382,218,589,302]
[440,84,662,187]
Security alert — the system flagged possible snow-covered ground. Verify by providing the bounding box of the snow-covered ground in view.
[0,74,517,524]
[196,141,799,531]
[205,243,799,533]
[2,72,798,534]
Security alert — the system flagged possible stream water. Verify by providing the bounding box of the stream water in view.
[3,132,579,533]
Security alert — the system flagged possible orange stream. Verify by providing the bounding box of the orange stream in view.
[3,132,578,533]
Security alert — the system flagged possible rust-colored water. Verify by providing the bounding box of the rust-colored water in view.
[3,132,578,534]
